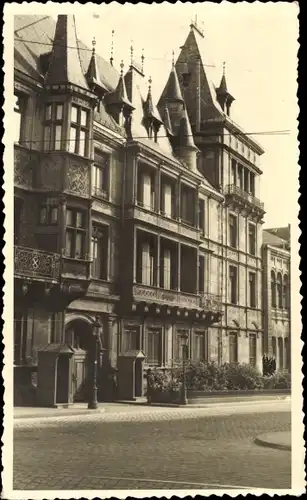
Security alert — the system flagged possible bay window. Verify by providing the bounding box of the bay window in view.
[69,105,90,156]
[65,208,86,259]
[44,102,64,151]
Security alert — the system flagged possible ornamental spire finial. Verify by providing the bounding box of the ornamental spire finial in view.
[110,29,115,66]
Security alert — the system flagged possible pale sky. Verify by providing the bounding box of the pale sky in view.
[69,2,299,230]
[49,2,297,229]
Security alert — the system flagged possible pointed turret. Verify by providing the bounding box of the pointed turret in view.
[163,53,184,103]
[216,62,235,116]
[143,77,163,141]
[86,37,108,94]
[105,61,134,128]
[45,15,90,92]
[162,105,173,136]
[175,108,199,172]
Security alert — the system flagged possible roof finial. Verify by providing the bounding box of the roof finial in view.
[195,14,198,26]
[172,50,175,67]
[130,40,134,66]
[92,36,96,55]
[141,48,145,73]
[223,61,226,76]
[110,29,115,66]
[120,60,124,78]
[148,76,152,94]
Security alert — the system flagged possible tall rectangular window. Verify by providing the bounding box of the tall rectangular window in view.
[248,223,256,255]
[92,152,109,199]
[199,255,205,293]
[199,199,205,234]
[69,104,90,157]
[231,159,237,185]
[161,248,171,289]
[137,170,155,210]
[249,333,257,367]
[249,272,256,308]
[161,182,175,218]
[43,102,64,151]
[65,208,86,259]
[91,225,109,280]
[174,330,189,361]
[229,332,238,363]
[229,214,237,248]
[141,242,155,286]
[193,332,206,361]
[229,265,238,304]
[181,186,195,226]
[238,165,243,189]
[250,173,255,196]
[146,328,162,366]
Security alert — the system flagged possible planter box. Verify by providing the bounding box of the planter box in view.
[187,388,291,405]
[150,390,180,404]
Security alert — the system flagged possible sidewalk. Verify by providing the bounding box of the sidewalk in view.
[14,396,290,421]
[254,431,291,451]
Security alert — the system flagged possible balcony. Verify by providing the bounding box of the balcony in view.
[14,145,38,189]
[126,205,200,242]
[132,284,222,312]
[225,184,264,212]
[14,246,61,282]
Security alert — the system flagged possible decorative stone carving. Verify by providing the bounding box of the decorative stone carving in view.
[66,160,89,197]
[14,147,37,188]
[39,155,63,190]
[14,246,61,280]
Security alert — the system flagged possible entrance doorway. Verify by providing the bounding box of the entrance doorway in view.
[65,319,94,402]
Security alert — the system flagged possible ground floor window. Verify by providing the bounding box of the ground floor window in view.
[192,331,207,361]
[122,326,140,353]
[146,328,162,366]
[229,332,238,363]
[249,333,257,367]
[174,329,189,362]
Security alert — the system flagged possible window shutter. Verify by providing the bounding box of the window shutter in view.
[163,249,171,289]
[143,174,151,208]
[164,184,172,217]
[142,242,150,285]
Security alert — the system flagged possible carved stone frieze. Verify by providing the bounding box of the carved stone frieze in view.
[65,160,89,197]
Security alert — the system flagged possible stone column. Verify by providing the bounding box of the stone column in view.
[177,243,181,291]
[59,195,67,256]
[176,177,181,220]
[156,234,161,287]
[155,166,161,213]
[132,156,139,204]
[196,248,199,294]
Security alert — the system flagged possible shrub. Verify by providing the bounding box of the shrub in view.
[262,355,276,376]
[222,363,264,390]
[263,372,291,389]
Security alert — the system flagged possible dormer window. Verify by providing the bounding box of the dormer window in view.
[69,105,90,157]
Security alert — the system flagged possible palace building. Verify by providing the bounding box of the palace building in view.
[13,14,267,404]
[262,226,291,372]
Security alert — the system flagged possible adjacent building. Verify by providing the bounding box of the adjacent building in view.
[13,14,267,403]
[262,226,291,372]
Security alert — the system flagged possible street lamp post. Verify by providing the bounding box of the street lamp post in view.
[88,316,102,410]
[180,332,189,405]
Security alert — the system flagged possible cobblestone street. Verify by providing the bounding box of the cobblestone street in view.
[13,404,291,491]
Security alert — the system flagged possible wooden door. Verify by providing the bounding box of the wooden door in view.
[73,351,88,402]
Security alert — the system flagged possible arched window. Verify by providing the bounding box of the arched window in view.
[283,274,289,309]
[271,270,276,307]
[276,273,283,308]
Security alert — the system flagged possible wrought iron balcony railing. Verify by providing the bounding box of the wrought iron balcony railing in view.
[14,246,61,281]
[225,184,264,211]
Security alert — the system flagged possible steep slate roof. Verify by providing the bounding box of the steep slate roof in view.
[14,15,119,91]
[265,226,290,242]
[263,229,290,248]
[174,25,264,154]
